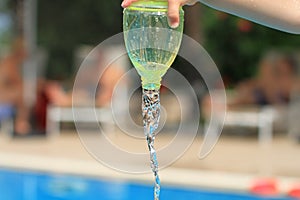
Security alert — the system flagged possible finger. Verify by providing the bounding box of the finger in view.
[121,0,138,8]
[168,0,182,28]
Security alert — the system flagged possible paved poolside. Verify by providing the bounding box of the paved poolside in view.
[0,130,299,193]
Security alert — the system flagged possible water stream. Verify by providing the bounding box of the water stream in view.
[142,89,161,200]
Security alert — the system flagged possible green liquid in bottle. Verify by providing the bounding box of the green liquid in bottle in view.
[129,49,177,89]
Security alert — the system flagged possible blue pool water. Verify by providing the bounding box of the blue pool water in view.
[0,168,293,200]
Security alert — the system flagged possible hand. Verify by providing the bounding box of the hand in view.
[121,0,198,28]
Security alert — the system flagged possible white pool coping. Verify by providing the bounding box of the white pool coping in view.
[0,151,299,194]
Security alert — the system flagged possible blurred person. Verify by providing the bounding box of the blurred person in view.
[202,51,300,120]
[232,52,299,106]
[96,63,126,107]
[0,38,31,135]
[122,0,300,34]
[46,51,126,107]
[33,78,51,133]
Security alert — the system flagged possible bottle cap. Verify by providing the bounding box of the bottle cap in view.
[130,0,168,10]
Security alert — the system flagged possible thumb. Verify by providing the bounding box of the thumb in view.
[168,0,182,28]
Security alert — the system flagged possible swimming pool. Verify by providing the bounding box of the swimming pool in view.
[0,168,292,200]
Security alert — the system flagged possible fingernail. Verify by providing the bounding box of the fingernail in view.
[121,0,127,7]
[170,22,179,29]
[168,17,179,29]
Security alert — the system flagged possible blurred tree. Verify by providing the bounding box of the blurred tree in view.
[184,4,203,43]
[0,0,22,52]
[202,6,300,86]
[37,0,122,79]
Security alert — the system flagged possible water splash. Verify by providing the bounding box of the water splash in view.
[142,89,161,200]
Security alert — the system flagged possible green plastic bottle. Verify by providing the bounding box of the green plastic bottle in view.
[123,0,184,90]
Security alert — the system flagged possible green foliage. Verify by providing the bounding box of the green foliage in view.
[38,0,123,79]
[0,0,13,52]
[201,6,300,86]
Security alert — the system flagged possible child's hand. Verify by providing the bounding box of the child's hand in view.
[121,0,198,28]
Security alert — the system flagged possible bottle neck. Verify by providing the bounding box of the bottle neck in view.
[141,77,161,90]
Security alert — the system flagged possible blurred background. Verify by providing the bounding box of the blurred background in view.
[0,0,300,200]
